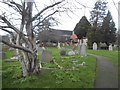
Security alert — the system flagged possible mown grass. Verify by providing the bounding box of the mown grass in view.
[2,47,96,88]
[88,49,118,68]
[3,49,15,59]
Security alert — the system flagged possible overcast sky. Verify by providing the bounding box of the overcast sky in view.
[0,0,119,35]
[52,0,119,31]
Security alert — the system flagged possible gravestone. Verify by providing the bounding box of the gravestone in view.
[93,42,97,50]
[68,50,75,56]
[42,47,45,50]
[60,47,66,56]
[63,43,65,46]
[100,42,108,49]
[57,42,61,49]
[113,44,117,48]
[37,47,45,53]
[109,44,113,51]
[41,50,52,63]
[78,38,87,56]
[79,43,87,56]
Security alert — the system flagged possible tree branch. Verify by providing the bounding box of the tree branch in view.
[33,10,58,30]
[31,0,63,22]
[0,38,33,54]
[0,15,19,33]
[0,27,13,34]
[10,1,23,13]
[2,1,22,15]
[0,15,29,44]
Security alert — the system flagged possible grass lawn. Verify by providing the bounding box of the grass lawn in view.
[88,49,118,68]
[2,47,97,88]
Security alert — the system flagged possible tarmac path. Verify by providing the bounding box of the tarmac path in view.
[88,53,118,88]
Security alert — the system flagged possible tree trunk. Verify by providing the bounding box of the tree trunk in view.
[19,51,40,77]
[18,2,41,77]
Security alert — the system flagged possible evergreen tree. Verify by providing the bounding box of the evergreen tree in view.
[89,0,108,48]
[102,11,117,45]
[90,0,107,28]
[74,16,91,39]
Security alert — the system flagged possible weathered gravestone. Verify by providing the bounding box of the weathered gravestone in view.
[100,42,108,49]
[79,43,87,56]
[37,47,45,54]
[60,47,66,56]
[93,42,97,50]
[78,38,87,56]
[109,44,113,51]
[41,50,52,63]
[68,50,75,56]
[57,42,61,49]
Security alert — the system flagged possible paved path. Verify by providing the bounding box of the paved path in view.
[88,53,118,88]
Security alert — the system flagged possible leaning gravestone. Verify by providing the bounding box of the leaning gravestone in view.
[41,50,52,63]
[60,47,66,56]
[93,42,97,50]
[109,44,113,51]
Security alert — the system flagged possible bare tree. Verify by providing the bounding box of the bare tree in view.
[0,0,65,77]
[0,0,84,77]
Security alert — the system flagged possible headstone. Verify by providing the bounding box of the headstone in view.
[109,44,113,51]
[37,47,45,53]
[78,38,87,56]
[41,50,52,63]
[57,42,61,49]
[68,50,75,56]
[79,43,87,56]
[63,43,65,46]
[60,47,66,56]
[93,42,97,50]
[113,44,117,48]
[100,42,107,49]
[22,43,26,47]
[42,47,45,50]
[83,38,88,46]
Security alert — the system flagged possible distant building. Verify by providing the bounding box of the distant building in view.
[38,28,72,43]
